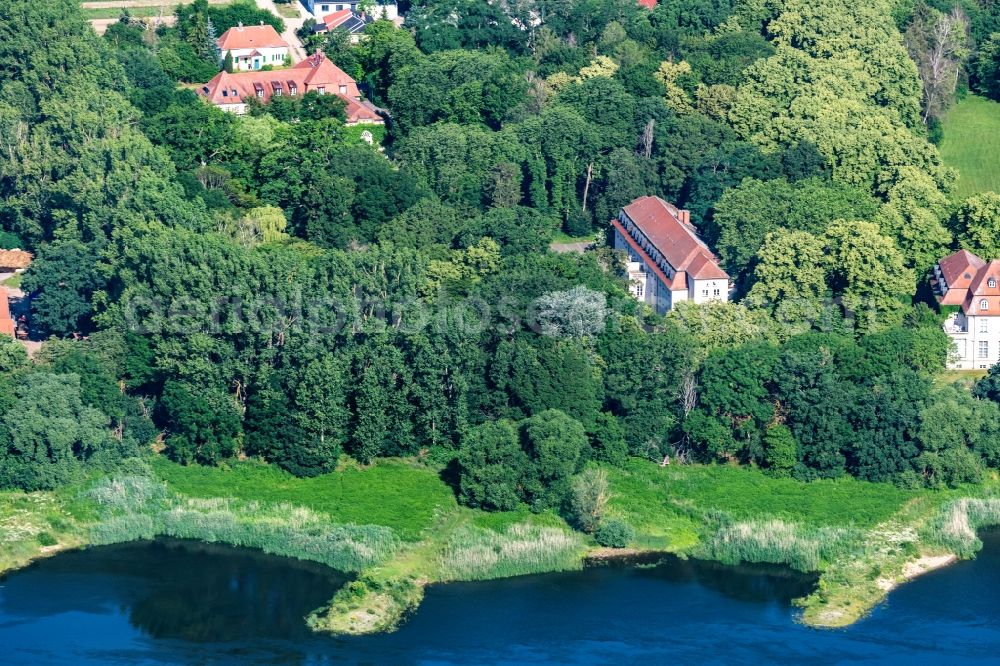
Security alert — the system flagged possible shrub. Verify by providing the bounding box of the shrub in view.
[595,518,634,548]
[569,468,611,533]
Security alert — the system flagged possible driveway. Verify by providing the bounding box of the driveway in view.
[256,0,309,61]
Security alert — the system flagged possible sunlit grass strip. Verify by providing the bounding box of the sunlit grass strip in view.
[694,517,859,572]
[437,523,585,581]
[0,491,88,574]
[87,475,400,572]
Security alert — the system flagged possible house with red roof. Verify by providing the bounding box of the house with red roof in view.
[198,52,384,125]
[217,23,290,71]
[311,8,371,42]
[611,196,730,313]
[935,249,1000,368]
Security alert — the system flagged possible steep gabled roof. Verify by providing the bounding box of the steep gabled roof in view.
[939,249,984,288]
[218,24,289,51]
[199,52,380,123]
[620,196,727,280]
[963,260,1000,315]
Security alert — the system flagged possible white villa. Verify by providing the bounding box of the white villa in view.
[611,196,730,314]
[217,24,290,71]
[935,249,1000,369]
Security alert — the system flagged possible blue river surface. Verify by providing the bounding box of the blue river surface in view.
[1,531,999,666]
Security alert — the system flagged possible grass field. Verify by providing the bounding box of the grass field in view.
[151,457,457,541]
[940,95,1000,198]
[605,460,920,538]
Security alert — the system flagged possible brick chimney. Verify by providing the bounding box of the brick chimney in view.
[677,209,691,225]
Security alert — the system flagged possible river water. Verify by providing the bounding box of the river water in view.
[1,533,999,665]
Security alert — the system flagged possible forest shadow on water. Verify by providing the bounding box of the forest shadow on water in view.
[1,535,1000,665]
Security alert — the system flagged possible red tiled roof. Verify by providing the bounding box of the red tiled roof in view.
[198,52,381,123]
[963,260,1000,316]
[620,196,728,280]
[638,0,657,8]
[323,9,353,27]
[686,252,728,280]
[939,249,984,288]
[217,24,288,51]
[611,219,686,290]
[0,293,13,338]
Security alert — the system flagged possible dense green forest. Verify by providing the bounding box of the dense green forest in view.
[1,0,1000,527]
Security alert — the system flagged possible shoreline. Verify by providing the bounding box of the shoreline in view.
[3,473,999,637]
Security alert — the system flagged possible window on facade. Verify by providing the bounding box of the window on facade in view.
[981,319,989,334]
[636,284,644,297]
[317,86,326,94]
[982,299,990,310]
[701,289,708,297]
[322,4,329,10]
[713,288,721,297]
[979,341,989,359]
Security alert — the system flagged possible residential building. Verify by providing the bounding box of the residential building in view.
[300,0,398,22]
[611,196,730,314]
[935,249,1000,369]
[198,51,384,124]
[217,23,290,71]
[311,8,371,42]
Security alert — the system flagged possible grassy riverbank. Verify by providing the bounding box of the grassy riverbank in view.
[2,456,998,634]
[603,460,1000,627]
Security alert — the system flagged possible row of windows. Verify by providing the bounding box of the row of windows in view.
[700,288,722,297]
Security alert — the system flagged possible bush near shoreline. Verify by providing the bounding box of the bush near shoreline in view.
[3,455,999,634]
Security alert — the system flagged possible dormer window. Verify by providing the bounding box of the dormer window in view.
[982,299,989,310]
[339,84,348,94]
[990,279,997,289]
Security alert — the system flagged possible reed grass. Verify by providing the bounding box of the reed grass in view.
[694,515,858,571]
[927,498,1000,557]
[86,475,400,571]
[437,523,584,581]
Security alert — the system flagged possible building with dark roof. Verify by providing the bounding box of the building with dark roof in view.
[312,8,371,41]
[300,0,398,22]
[611,196,730,313]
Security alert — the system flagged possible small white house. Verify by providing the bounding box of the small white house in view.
[301,0,398,22]
[217,24,290,71]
